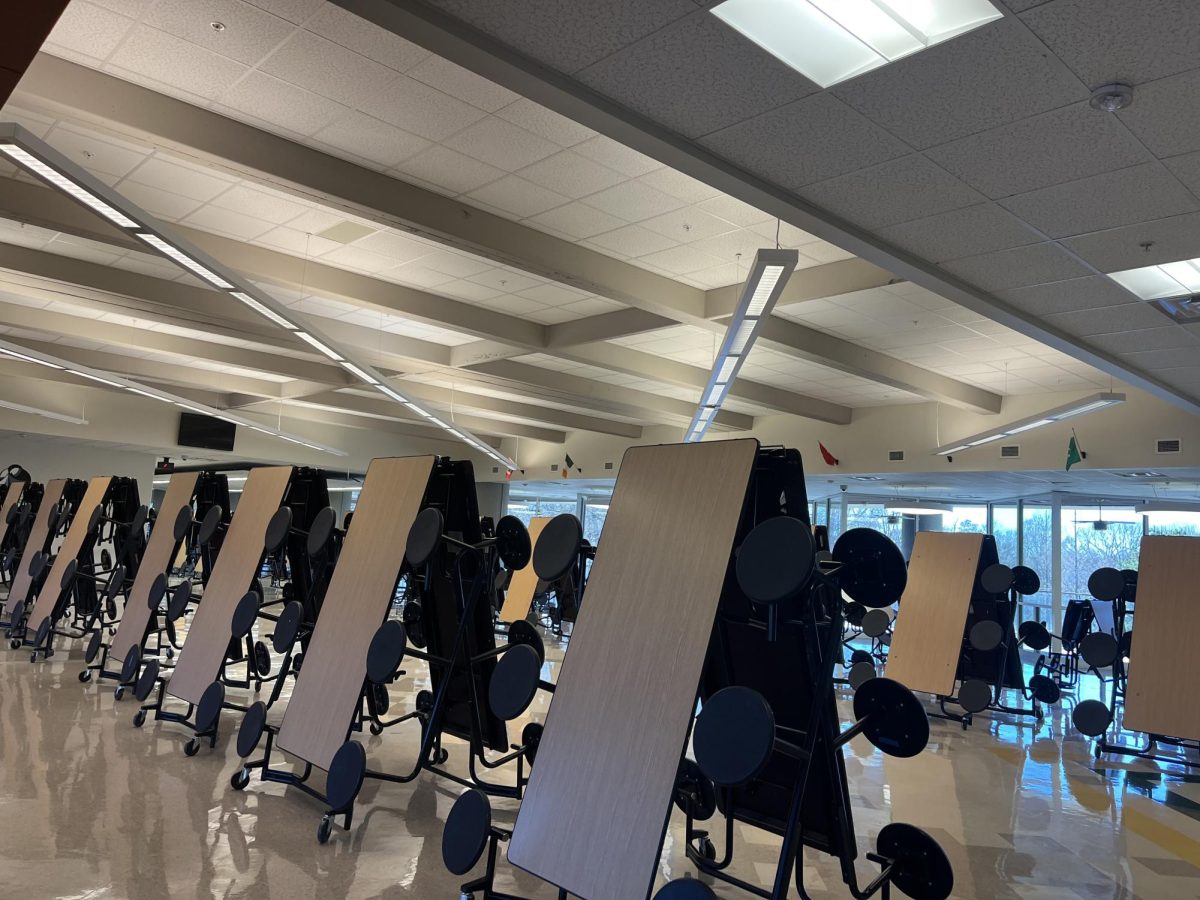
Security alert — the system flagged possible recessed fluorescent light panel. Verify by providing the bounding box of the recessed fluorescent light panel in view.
[932,393,1125,455]
[711,0,1004,87]
[1108,258,1200,299]
[0,123,517,470]
[684,248,798,442]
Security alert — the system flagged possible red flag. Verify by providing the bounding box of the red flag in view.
[818,442,839,466]
[505,469,513,481]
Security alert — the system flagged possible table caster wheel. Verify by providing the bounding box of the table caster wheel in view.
[370,721,383,735]
[698,836,717,861]
[114,686,125,701]
[317,816,333,844]
[184,738,200,757]
[30,652,37,663]
[9,639,19,650]
[78,669,92,683]
[133,710,147,728]
[231,767,250,791]
[166,647,174,659]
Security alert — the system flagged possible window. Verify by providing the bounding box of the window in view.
[583,501,609,546]
[1021,504,1053,625]
[991,504,1018,566]
[845,503,904,546]
[946,505,987,534]
[1146,511,1200,536]
[1061,506,1141,609]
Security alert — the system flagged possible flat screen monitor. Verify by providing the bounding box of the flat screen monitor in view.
[178,412,236,452]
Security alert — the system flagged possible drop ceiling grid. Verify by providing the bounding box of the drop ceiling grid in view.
[34,1,853,299]
[405,1,1200,410]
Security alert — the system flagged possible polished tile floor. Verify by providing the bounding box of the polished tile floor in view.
[1,623,1199,899]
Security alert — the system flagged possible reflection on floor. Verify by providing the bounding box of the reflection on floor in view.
[1,624,1199,899]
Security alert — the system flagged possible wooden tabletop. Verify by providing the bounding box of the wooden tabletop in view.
[277,456,434,770]
[29,477,113,633]
[5,479,66,616]
[0,481,25,547]
[108,472,199,667]
[508,439,759,900]
[885,531,983,697]
[168,466,292,706]
[498,516,551,624]
[1125,535,1200,740]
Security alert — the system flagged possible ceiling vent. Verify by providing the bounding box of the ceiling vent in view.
[604,461,614,470]
[1156,438,1182,454]
[888,450,904,461]
[550,463,559,471]
[315,220,377,244]
[1000,445,1020,458]
[1150,295,1200,326]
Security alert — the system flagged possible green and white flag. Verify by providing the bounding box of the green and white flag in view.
[1065,434,1083,471]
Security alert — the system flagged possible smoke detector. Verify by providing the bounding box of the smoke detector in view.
[1090,83,1133,113]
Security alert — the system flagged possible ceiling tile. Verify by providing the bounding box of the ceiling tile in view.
[422,0,698,74]
[1021,0,1200,85]
[406,54,520,112]
[1122,347,1200,370]
[146,0,296,66]
[486,294,546,317]
[44,123,148,178]
[383,262,457,288]
[438,279,504,302]
[310,112,430,170]
[209,183,311,225]
[1089,326,1199,354]
[635,167,720,204]
[302,4,430,71]
[254,226,341,257]
[1061,210,1200,271]
[395,145,505,196]
[467,268,543,293]
[494,99,595,147]
[259,29,400,107]
[45,1,134,62]
[928,102,1151,199]
[182,204,274,241]
[443,117,561,171]
[516,151,625,199]
[217,70,346,137]
[635,244,724,276]
[1118,68,1200,158]
[689,227,774,262]
[997,275,1139,316]
[701,93,910,190]
[114,180,203,221]
[107,24,250,101]
[1001,161,1200,239]
[695,194,772,228]
[1162,150,1200,198]
[577,11,815,140]
[416,248,495,279]
[941,242,1092,291]
[466,175,570,218]
[353,229,435,262]
[638,207,738,244]
[1044,302,1167,336]
[833,17,1085,149]
[123,155,238,202]
[875,203,1042,263]
[87,0,153,15]
[571,135,662,178]
[801,155,983,230]
[586,224,679,257]
[581,181,688,222]
[320,243,396,273]
[526,202,627,239]
[358,74,487,141]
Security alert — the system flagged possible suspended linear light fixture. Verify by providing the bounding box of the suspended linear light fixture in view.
[684,247,798,443]
[0,123,515,471]
[0,398,88,425]
[0,338,346,456]
[931,393,1125,456]
[884,501,953,516]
